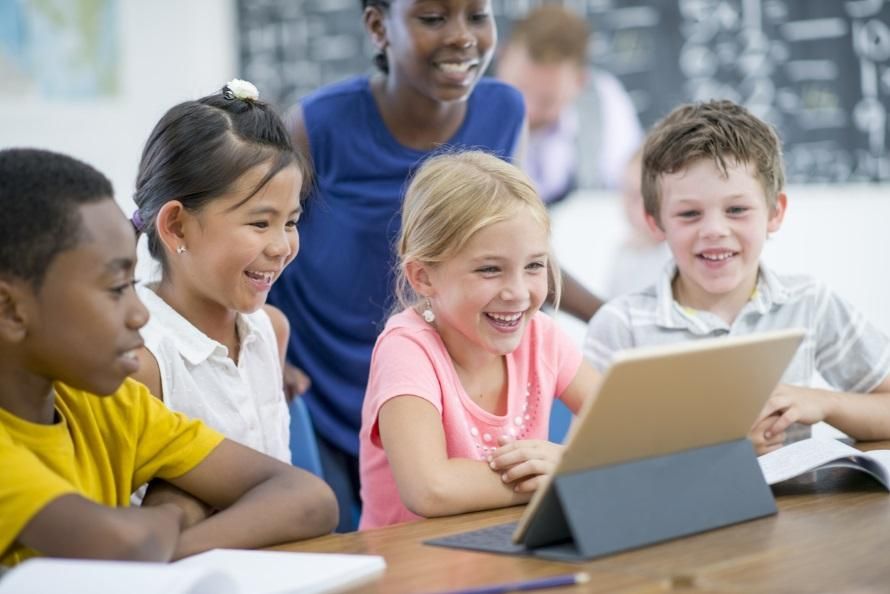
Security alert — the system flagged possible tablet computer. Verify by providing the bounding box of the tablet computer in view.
[428,328,805,559]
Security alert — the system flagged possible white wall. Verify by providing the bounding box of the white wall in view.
[0,0,237,279]
[551,185,890,344]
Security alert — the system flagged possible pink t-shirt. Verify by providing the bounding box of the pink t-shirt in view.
[358,308,583,529]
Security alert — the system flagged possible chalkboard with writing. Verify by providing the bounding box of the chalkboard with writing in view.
[238,0,890,183]
[237,0,371,110]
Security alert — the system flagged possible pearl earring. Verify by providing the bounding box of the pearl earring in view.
[176,245,187,255]
[422,300,435,324]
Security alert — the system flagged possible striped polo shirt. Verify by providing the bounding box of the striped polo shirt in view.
[585,262,890,394]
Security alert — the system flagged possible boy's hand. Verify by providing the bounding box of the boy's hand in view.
[488,437,563,493]
[750,384,835,454]
[748,412,786,455]
[143,479,213,530]
[17,494,186,562]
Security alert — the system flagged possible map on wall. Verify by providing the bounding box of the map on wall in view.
[0,0,118,99]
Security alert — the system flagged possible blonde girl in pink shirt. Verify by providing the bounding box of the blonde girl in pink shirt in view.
[358,151,602,529]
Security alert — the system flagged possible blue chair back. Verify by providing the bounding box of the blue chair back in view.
[289,397,324,477]
[548,398,573,444]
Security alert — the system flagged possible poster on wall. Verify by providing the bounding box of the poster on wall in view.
[0,0,119,99]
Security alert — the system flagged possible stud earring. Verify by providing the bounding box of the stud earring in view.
[422,299,435,324]
[176,245,187,255]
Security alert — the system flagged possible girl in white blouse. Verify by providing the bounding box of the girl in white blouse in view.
[129,79,305,466]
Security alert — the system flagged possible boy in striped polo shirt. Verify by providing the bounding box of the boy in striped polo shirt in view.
[584,100,890,455]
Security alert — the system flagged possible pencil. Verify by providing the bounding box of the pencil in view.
[426,572,590,594]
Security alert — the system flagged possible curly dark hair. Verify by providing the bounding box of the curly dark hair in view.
[0,148,113,289]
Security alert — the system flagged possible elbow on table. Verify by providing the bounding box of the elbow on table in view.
[295,476,339,537]
[400,476,459,519]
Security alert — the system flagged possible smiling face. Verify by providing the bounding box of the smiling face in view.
[649,158,786,312]
[422,208,550,364]
[375,0,495,104]
[22,199,149,395]
[174,162,303,316]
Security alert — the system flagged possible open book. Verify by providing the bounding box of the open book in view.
[758,437,890,489]
[0,549,385,594]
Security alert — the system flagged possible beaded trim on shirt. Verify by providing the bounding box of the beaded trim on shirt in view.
[467,378,542,458]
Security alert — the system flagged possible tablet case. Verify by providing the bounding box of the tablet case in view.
[426,329,803,561]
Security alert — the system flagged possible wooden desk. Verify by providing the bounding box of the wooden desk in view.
[275,442,890,593]
[275,506,666,593]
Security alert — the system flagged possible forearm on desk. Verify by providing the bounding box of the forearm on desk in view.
[380,397,532,518]
[172,471,337,559]
[18,494,184,562]
[162,439,337,559]
[825,389,890,441]
[395,457,531,519]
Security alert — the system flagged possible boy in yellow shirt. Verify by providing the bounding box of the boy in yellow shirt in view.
[0,148,337,566]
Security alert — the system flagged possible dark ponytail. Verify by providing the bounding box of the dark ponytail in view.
[132,82,307,272]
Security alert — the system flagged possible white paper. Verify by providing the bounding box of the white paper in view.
[0,559,236,594]
[174,549,386,594]
[758,437,890,488]
[0,550,385,594]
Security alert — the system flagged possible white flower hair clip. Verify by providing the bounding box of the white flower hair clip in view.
[223,78,259,101]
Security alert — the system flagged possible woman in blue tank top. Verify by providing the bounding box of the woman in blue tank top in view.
[267,0,525,531]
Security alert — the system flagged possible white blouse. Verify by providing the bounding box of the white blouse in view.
[136,283,291,463]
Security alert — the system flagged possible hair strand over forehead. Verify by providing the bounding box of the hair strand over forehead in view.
[640,99,785,226]
[393,150,560,313]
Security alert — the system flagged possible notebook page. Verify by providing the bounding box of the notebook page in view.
[174,549,386,594]
[758,437,865,484]
[850,450,890,487]
[0,558,236,594]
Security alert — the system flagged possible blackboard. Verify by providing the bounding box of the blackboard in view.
[238,0,890,183]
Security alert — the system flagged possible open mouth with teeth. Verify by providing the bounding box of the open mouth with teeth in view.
[697,250,737,263]
[437,61,478,73]
[435,60,480,83]
[244,270,275,287]
[485,311,523,329]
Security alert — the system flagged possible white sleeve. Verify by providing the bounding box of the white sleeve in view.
[583,300,637,373]
[592,71,644,190]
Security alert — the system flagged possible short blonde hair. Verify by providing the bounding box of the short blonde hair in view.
[641,99,785,227]
[395,150,560,312]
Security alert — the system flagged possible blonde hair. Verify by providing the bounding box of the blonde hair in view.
[395,150,560,312]
[641,99,785,227]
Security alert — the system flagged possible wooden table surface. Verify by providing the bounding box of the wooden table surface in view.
[273,441,890,593]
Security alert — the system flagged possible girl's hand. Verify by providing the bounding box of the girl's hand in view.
[283,362,311,402]
[488,437,563,493]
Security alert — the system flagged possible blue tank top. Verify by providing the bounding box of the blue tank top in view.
[268,75,525,456]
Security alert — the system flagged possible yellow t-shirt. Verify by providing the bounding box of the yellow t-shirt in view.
[0,378,224,566]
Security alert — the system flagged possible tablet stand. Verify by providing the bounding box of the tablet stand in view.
[523,438,776,561]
